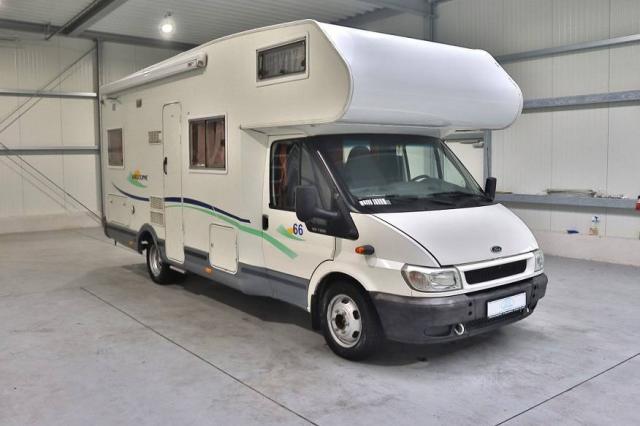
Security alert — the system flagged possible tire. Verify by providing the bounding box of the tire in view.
[321,281,383,360]
[145,242,183,285]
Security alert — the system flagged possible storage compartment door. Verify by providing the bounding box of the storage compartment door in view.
[106,194,130,226]
[209,224,238,273]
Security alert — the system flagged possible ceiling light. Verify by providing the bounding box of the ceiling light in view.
[160,12,175,35]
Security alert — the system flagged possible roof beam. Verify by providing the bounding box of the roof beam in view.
[357,0,429,15]
[62,0,130,36]
[0,18,196,50]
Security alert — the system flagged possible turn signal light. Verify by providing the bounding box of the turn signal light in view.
[355,245,375,255]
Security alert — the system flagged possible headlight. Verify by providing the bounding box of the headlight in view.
[401,264,462,292]
[533,249,544,272]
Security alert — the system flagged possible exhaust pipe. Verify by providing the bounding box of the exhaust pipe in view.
[453,323,465,336]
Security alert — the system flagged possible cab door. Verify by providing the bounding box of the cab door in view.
[262,138,335,307]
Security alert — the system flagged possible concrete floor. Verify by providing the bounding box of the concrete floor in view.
[1,228,639,426]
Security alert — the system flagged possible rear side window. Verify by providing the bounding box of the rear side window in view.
[107,128,123,167]
[189,117,225,170]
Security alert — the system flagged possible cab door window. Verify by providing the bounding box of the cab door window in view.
[270,140,332,211]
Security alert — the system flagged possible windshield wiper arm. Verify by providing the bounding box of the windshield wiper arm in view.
[430,191,476,197]
[430,191,491,204]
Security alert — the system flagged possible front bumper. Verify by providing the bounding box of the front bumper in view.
[371,274,548,344]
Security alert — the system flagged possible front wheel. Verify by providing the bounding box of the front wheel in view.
[146,242,182,285]
[321,281,383,360]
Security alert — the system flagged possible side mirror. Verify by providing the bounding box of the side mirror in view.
[295,186,339,222]
[484,177,497,201]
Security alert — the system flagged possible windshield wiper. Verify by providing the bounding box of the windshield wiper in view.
[430,191,491,204]
[430,191,477,197]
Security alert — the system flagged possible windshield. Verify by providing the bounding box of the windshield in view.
[311,134,491,212]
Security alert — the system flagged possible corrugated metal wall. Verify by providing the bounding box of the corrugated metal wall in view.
[0,32,178,232]
[437,0,640,243]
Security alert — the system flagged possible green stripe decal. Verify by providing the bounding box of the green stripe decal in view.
[166,204,297,259]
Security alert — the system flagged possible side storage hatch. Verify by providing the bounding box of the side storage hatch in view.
[107,194,131,226]
[209,224,238,273]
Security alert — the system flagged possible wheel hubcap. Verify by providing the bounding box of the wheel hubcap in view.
[327,294,362,348]
[149,245,162,277]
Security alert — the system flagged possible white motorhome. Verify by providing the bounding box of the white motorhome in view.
[101,20,547,360]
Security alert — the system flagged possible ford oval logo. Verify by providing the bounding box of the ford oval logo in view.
[491,246,502,253]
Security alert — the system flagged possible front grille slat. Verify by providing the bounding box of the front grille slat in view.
[465,259,527,285]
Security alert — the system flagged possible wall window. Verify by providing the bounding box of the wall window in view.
[257,39,306,81]
[270,140,332,211]
[190,117,225,170]
[107,128,123,167]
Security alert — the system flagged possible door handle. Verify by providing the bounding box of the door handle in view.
[163,157,168,175]
[262,214,269,230]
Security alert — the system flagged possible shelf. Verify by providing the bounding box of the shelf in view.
[496,193,638,210]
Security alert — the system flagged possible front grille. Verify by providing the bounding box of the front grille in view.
[465,259,527,284]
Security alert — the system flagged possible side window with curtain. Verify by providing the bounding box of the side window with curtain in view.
[107,128,124,167]
[189,117,226,170]
[270,141,333,211]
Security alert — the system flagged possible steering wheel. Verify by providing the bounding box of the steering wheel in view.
[411,174,432,182]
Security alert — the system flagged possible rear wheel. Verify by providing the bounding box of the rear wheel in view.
[146,242,182,285]
[321,281,383,360]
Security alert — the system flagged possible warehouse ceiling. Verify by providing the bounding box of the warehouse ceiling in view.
[0,0,433,47]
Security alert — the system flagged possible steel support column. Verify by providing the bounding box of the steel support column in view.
[95,40,105,219]
[483,130,492,181]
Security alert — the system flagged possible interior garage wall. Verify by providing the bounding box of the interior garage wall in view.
[345,11,429,39]
[436,0,640,266]
[0,31,179,234]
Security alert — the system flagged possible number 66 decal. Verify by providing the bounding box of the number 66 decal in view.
[292,223,304,236]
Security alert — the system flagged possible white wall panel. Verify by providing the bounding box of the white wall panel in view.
[495,112,553,194]
[551,108,608,192]
[552,0,610,46]
[18,98,62,147]
[60,99,96,147]
[503,0,553,54]
[509,204,552,231]
[352,12,426,39]
[0,34,178,231]
[552,50,610,97]
[607,105,640,197]
[609,45,640,92]
[606,210,640,239]
[0,43,23,218]
[21,155,66,216]
[63,155,99,213]
[550,206,607,235]
[610,0,640,37]
[503,58,553,99]
[15,39,62,90]
[447,142,483,184]
[436,0,507,54]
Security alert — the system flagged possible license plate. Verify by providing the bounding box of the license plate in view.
[487,292,526,318]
